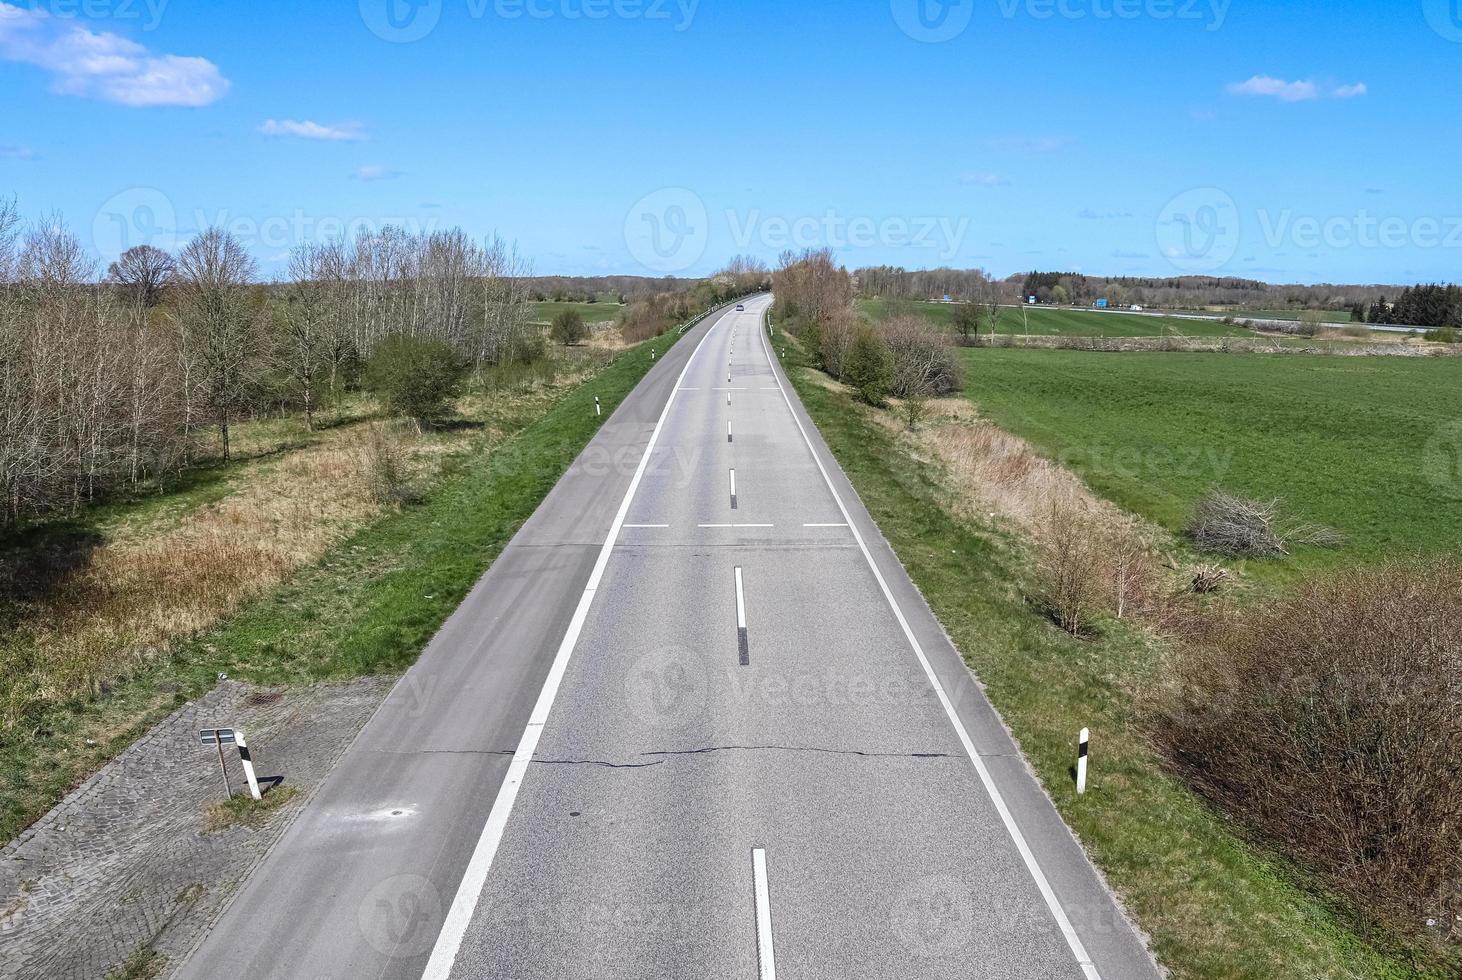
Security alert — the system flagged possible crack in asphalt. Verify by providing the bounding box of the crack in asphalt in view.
[642,744,955,762]
[412,745,955,768]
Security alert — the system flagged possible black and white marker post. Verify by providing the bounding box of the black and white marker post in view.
[199,727,262,801]
[1076,727,1090,795]
[594,396,601,418]
[235,730,263,800]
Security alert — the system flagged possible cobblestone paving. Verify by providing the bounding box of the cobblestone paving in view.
[0,675,397,980]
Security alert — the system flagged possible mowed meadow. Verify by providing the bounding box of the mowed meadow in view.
[964,348,1462,577]
[857,298,1255,338]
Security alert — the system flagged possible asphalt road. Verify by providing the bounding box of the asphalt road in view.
[179,296,1159,980]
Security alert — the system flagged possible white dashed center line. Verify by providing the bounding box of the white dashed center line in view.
[751,847,776,979]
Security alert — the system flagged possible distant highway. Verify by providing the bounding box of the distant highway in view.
[179,295,1158,979]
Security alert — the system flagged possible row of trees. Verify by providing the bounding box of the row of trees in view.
[857,266,1421,316]
[617,255,771,342]
[0,199,544,528]
[773,250,962,409]
[1351,284,1462,327]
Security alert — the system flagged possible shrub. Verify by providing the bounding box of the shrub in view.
[843,327,891,406]
[364,335,468,429]
[551,309,587,346]
[879,315,964,398]
[952,303,982,345]
[817,309,859,381]
[359,423,419,505]
[1034,492,1105,636]
[1159,559,1462,933]
[1424,326,1459,344]
[1340,323,1371,339]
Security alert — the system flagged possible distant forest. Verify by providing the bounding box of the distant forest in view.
[853,265,1459,325]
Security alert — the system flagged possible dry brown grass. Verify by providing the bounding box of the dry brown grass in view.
[872,399,1178,633]
[0,416,455,731]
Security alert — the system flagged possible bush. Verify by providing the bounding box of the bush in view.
[364,335,468,429]
[843,327,891,406]
[817,309,859,381]
[1424,326,1459,344]
[1034,492,1105,635]
[1159,560,1462,934]
[879,315,964,398]
[551,309,587,346]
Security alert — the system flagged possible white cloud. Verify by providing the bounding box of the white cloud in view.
[261,119,367,141]
[0,2,228,107]
[353,164,402,182]
[0,144,37,159]
[1226,75,1319,101]
[959,172,1009,187]
[1225,75,1367,102]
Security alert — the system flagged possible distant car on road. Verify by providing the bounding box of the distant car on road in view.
[736,304,745,311]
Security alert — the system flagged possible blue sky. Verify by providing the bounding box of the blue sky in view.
[2,0,1460,284]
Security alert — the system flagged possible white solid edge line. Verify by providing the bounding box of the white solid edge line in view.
[734,566,747,629]
[759,310,1101,978]
[752,847,776,980]
[420,306,734,980]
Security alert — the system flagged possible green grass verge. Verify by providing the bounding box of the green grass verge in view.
[0,331,679,843]
[531,300,623,326]
[962,348,1462,581]
[777,339,1451,979]
[857,299,1254,338]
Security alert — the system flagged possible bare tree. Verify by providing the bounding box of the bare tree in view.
[172,229,261,462]
[277,245,331,430]
[107,244,175,312]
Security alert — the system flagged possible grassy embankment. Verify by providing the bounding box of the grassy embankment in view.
[0,331,683,842]
[777,334,1455,979]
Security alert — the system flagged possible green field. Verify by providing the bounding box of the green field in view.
[966,348,1462,575]
[859,299,1254,338]
[531,300,622,326]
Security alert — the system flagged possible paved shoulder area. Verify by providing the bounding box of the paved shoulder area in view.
[0,676,393,980]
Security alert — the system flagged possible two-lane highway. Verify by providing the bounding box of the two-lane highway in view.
[180,296,1158,979]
